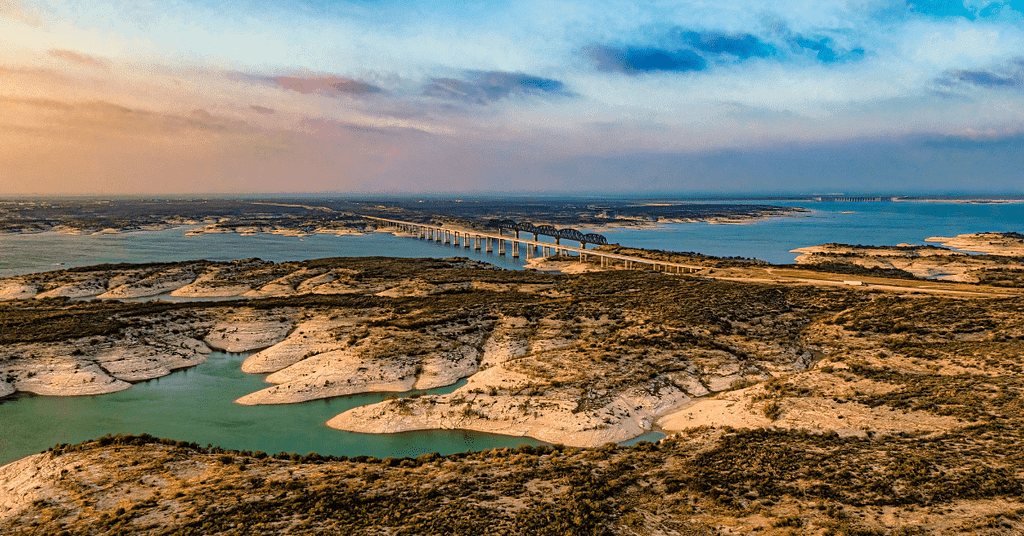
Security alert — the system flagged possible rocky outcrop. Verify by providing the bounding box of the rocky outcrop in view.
[925,231,1024,255]
[0,318,213,398]
[0,282,36,300]
[790,241,1021,281]
[203,313,293,353]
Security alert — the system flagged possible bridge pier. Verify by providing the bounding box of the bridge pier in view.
[512,241,519,258]
[498,239,505,255]
[486,238,493,253]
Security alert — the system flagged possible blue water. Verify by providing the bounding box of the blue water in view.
[595,201,1024,264]
[0,228,527,278]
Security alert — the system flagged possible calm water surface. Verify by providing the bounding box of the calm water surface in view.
[0,352,544,466]
[596,201,1024,264]
[0,228,527,278]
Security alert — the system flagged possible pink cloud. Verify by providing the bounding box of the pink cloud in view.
[48,49,107,69]
[275,75,382,96]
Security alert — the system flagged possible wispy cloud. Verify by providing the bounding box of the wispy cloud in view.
[676,30,774,59]
[585,24,864,76]
[0,0,46,27]
[790,36,865,63]
[422,71,571,104]
[587,45,706,74]
[936,57,1024,90]
[275,75,383,96]
[48,49,107,69]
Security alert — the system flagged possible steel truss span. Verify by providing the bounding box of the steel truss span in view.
[488,219,608,246]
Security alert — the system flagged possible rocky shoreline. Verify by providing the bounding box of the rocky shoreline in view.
[790,231,1024,283]
[2,251,1022,451]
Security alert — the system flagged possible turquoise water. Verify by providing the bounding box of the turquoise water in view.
[0,352,545,466]
[2,200,1022,465]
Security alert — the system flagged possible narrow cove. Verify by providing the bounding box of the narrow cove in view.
[0,351,545,466]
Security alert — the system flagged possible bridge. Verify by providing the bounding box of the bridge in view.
[363,216,705,274]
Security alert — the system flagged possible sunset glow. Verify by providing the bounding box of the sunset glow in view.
[3,0,1024,194]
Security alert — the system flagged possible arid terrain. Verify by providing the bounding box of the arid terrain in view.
[1,247,1023,534]
[790,232,1024,285]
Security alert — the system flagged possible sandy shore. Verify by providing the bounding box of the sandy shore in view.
[326,384,689,447]
[0,333,212,398]
[523,256,606,274]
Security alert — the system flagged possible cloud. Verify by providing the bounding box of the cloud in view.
[249,105,275,114]
[274,75,383,96]
[907,0,976,19]
[790,36,865,63]
[587,45,706,74]
[48,49,107,69]
[587,28,773,76]
[422,71,571,104]
[676,30,775,59]
[936,57,1024,89]
[0,97,252,139]
[297,117,430,137]
[760,16,865,64]
[585,25,860,76]
[0,0,45,27]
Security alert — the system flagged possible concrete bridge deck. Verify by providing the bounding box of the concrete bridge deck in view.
[363,216,706,274]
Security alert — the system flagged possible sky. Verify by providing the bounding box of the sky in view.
[2,0,1024,195]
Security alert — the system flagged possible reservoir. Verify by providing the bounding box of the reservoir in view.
[2,198,1022,465]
